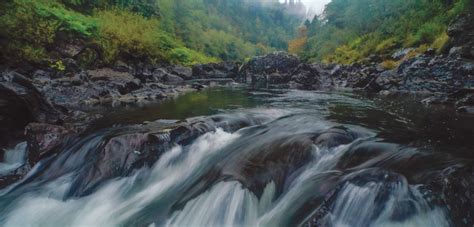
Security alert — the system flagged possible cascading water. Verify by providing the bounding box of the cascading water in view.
[0,142,26,175]
[0,88,472,226]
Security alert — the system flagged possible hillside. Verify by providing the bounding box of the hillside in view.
[0,0,301,68]
[294,0,473,66]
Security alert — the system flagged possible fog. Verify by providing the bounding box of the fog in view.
[279,0,331,15]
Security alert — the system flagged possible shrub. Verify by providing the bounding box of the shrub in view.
[380,60,400,70]
[413,22,446,46]
[376,38,399,54]
[431,32,450,54]
[169,47,217,66]
[95,9,171,63]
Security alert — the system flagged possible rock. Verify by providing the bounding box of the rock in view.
[421,95,453,105]
[62,58,81,75]
[114,60,132,73]
[290,64,320,90]
[62,114,263,197]
[192,62,239,79]
[457,106,474,113]
[25,123,73,164]
[238,52,301,83]
[169,65,192,80]
[447,13,474,59]
[152,68,169,82]
[162,73,185,85]
[0,71,63,146]
[425,48,436,56]
[393,55,470,93]
[87,68,135,82]
[55,41,85,58]
[391,48,414,60]
[192,83,206,90]
[426,165,474,227]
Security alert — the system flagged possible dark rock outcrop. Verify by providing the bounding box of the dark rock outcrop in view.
[238,52,301,84]
[0,71,64,146]
[168,65,193,80]
[25,123,74,165]
[447,13,474,59]
[289,64,321,90]
[192,62,240,79]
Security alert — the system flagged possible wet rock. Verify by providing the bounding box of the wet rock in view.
[114,60,132,73]
[192,83,206,90]
[169,65,192,80]
[290,64,320,90]
[305,169,413,227]
[238,52,300,83]
[192,62,239,79]
[25,123,73,164]
[421,95,454,105]
[0,71,63,146]
[426,165,474,227]
[162,74,185,85]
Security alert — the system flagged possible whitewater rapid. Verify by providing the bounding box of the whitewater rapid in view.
[0,128,450,226]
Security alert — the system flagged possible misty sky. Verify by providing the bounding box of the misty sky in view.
[279,0,332,15]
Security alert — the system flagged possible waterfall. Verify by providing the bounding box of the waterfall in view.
[0,142,27,175]
[1,129,240,226]
[327,182,450,227]
[166,181,276,227]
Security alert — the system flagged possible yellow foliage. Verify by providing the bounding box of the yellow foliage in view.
[376,38,398,53]
[288,37,307,54]
[324,45,363,65]
[95,9,164,63]
[288,26,308,54]
[380,60,400,70]
[431,32,450,53]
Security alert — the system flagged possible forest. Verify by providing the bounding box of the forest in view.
[1,0,472,68]
[0,0,299,67]
[297,0,472,66]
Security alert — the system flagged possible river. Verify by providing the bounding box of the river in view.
[0,87,473,226]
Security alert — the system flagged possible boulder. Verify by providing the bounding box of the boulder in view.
[192,62,239,79]
[169,65,193,80]
[0,71,63,146]
[447,13,474,59]
[238,52,301,84]
[290,64,320,90]
[25,123,74,164]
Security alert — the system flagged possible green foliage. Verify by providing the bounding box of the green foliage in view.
[0,0,60,63]
[35,1,97,36]
[1,0,299,66]
[169,47,217,66]
[303,0,471,64]
[156,0,298,61]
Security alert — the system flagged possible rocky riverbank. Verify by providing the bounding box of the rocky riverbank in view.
[199,13,474,113]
